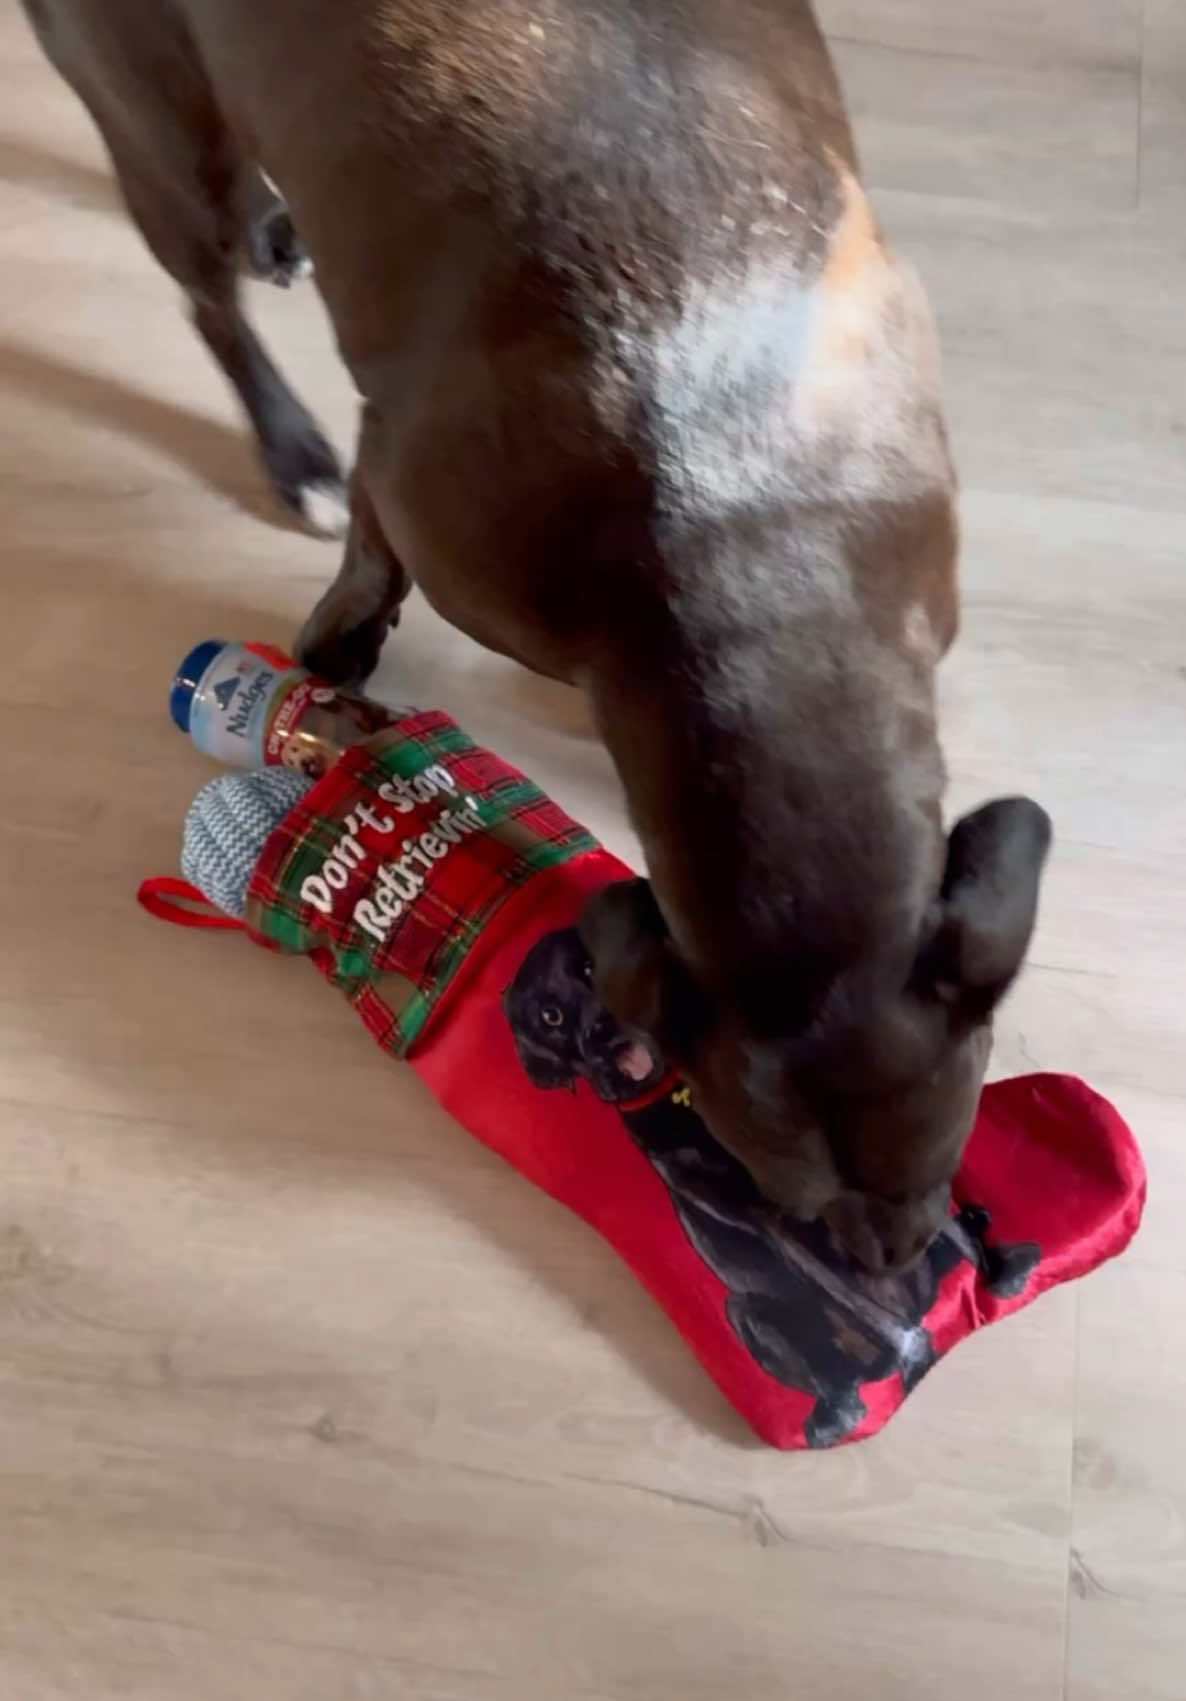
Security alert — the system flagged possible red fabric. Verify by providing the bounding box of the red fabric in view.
[408,851,1145,1449]
[136,876,246,931]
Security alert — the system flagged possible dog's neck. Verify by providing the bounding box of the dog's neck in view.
[588,584,948,1026]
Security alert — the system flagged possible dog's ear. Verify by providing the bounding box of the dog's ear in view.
[579,879,708,1061]
[912,797,1052,1025]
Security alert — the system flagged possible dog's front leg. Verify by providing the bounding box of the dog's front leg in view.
[296,406,411,685]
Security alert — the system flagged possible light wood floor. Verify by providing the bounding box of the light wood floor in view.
[1,2,1183,1696]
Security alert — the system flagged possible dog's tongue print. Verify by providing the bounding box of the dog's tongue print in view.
[616,1040,656,1082]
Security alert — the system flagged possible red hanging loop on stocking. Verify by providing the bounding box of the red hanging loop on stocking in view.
[136,876,245,932]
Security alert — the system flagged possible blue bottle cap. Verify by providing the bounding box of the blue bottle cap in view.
[170,639,227,733]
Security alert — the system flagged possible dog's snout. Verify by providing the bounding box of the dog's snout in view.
[585,1007,620,1049]
[878,1225,934,1274]
[824,1192,941,1275]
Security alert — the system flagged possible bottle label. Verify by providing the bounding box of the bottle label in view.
[263,680,415,780]
[189,648,298,767]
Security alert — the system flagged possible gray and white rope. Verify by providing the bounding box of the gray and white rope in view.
[180,768,313,918]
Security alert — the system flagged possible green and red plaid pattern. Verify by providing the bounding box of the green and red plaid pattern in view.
[244,710,596,1055]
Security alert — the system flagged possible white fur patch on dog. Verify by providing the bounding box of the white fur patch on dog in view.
[297,479,350,538]
[609,165,951,536]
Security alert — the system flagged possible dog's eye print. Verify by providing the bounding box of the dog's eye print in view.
[540,1003,565,1028]
[582,958,593,984]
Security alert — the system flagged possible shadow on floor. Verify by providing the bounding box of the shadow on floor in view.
[0,131,121,212]
[0,336,316,529]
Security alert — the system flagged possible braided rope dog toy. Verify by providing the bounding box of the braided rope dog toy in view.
[181,769,313,918]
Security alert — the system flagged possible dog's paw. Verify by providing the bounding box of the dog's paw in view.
[294,478,350,539]
[983,1240,1040,1299]
[899,1326,937,1393]
[262,427,349,538]
[805,1391,867,1449]
[294,611,389,687]
[246,203,314,288]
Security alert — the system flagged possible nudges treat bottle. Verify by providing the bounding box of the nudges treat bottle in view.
[170,640,413,779]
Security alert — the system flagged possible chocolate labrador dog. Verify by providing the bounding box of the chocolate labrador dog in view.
[22,0,1051,1269]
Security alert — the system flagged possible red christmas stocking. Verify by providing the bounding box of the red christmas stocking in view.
[145,710,1145,1448]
